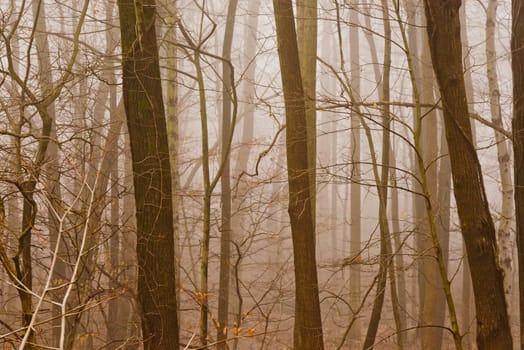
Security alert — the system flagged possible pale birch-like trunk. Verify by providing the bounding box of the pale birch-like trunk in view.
[486,0,514,304]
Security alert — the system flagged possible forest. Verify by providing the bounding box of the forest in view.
[1,0,523,349]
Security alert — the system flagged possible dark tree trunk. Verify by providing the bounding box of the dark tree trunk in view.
[272,1,324,349]
[117,0,179,348]
[423,1,512,349]
[512,0,524,349]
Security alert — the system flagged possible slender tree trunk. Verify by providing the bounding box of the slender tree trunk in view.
[217,1,238,349]
[420,30,445,350]
[273,1,324,348]
[403,3,426,339]
[122,144,140,350]
[230,2,260,348]
[117,0,179,348]
[389,149,407,345]
[106,25,125,347]
[30,0,66,346]
[423,1,512,349]
[349,1,362,345]
[362,3,400,348]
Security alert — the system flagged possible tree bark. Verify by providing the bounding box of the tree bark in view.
[273,1,324,349]
[159,0,181,328]
[459,4,476,347]
[512,0,524,348]
[217,1,238,348]
[485,0,514,309]
[423,1,512,349]
[297,0,318,233]
[117,0,179,348]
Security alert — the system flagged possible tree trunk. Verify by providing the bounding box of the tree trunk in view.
[389,149,407,346]
[30,0,66,347]
[273,1,324,348]
[420,31,445,350]
[159,0,181,328]
[423,1,512,349]
[106,20,125,347]
[217,1,238,349]
[362,3,400,347]
[459,4,476,347]
[116,0,179,348]
[512,0,524,348]
[486,0,514,307]
[297,0,318,233]
[229,2,260,349]
[122,143,140,350]
[349,1,362,346]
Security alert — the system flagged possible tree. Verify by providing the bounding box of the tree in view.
[512,0,524,348]
[117,0,179,348]
[485,0,514,305]
[348,1,362,345]
[423,1,512,348]
[218,1,239,348]
[272,0,324,348]
[297,0,318,231]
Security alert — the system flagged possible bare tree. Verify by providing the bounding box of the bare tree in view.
[117,0,179,348]
[217,1,239,348]
[423,1,512,348]
[273,0,324,348]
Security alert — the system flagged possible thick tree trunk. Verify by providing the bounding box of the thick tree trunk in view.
[117,0,179,348]
[273,1,324,349]
[512,0,524,348]
[423,1,512,349]
[459,4,476,347]
[297,0,318,232]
